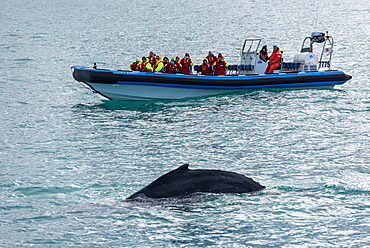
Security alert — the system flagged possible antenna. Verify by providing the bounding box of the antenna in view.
[314,0,319,30]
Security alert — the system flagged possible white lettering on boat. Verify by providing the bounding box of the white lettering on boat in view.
[113,71,140,75]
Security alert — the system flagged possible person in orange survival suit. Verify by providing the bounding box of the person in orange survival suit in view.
[214,55,229,76]
[265,45,282,74]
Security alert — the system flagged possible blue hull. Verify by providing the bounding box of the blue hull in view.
[71,66,352,100]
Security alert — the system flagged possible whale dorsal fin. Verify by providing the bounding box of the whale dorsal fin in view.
[175,164,189,171]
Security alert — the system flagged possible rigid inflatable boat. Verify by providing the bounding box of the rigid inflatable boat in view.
[71,32,352,101]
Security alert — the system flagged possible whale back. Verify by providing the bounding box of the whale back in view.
[126,164,265,199]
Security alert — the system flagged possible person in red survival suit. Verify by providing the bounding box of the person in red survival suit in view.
[205,51,218,65]
[180,53,193,74]
[164,57,177,73]
[265,45,282,74]
[147,51,157,66]
[129,60,140,71]
[198,58,212,75]
[174,56,183,73]
[214,55,229,76]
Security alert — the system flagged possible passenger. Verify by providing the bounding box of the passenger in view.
[265,45,282,74]
[153,55,164,72]
[206,51,217,65]
[214,56,229,76]
[180,53,193,74]
[147,51,157,66]
[199,58,212,75]
[139,57,153,72]
[259,45,269,62]
[164,57,177,73]
[129,60,140,71]
[162,57,169,66]
[136,57,146,71]
[174,56,182,73]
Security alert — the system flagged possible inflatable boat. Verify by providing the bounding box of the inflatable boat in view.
[71,32,352,101]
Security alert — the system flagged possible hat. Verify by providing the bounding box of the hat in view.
[273,45,279,49]
[203,58,208,62]
[185,53,190,57]
[170,57,175,60]
[262,45,267,50]
[218,53,223,58]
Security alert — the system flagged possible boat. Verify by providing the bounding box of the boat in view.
[71,32,352,101]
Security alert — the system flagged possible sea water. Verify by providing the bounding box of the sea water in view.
[1,0,370,246]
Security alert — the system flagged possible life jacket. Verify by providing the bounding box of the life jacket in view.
[129,63,138,71]
[214,61,228,76]
[140,59,153,72]
[180,58,193,74]
[200,63,212,75]
[136,61,144,71]
[153,60,164,72]
[206,54,217,65]
[268,50,282,65]
[165,62,176,73]
[147,53,157,66]
[174,62,182,73]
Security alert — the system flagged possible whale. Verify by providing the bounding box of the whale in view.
[126,164,265,199]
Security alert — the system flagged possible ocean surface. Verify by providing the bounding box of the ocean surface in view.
[1,0,370,247]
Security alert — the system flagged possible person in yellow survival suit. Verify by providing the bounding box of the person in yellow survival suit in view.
[265,45,282,74]
[153,55,164,72]
[137,57,153,72]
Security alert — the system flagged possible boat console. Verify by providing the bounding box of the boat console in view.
[236,31,335,75]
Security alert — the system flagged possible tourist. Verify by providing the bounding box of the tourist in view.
[199,58,212,75]
[164,57,177,73]
[129,60,140,71]
[214,56,229,76]
[206,51,217,65]
[153,56,164,72]
[180,53,193,74]
[139,57,153,72]
[174,56,182,73]
[147,51,157,66]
